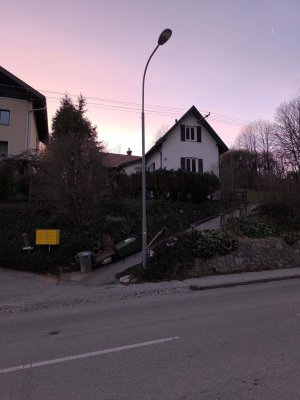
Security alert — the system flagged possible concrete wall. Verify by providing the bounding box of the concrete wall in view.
[0,97,39,156]
[192,238,300,276]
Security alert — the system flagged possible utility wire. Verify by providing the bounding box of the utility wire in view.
[0,83,250,125]
[40,88,250,124]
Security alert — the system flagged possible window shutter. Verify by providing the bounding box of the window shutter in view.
[181,157,185,170]
[197,126,202,142]
[180,125,185,141]
[198,159,203,173]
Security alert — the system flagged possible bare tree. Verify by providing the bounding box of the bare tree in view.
[235,120,276,174]
[152,124,169,144]
[235,124,259,153]
[274,94,300,175]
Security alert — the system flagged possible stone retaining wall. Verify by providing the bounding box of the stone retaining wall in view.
[192,238,300,275]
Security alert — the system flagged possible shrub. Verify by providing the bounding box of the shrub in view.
[194,230,238,259]
[226,216,299,246]
[112,169,220,202]
[280,232,299,246]
[0,203,89,273]
[123,230,238,282]
[0,158,30,201]
[226,216,280,238]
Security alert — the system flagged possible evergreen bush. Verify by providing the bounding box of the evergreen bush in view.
[112,170,220,202]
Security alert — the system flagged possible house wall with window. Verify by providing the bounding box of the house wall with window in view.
[0,97,39,157]
[157,114,220,174]
[120,106,227,176]
[145,151,161,172]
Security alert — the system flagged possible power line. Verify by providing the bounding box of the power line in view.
[40,89,250,125]
[0,83,250,125]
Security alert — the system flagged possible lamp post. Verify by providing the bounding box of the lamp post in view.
[141,28,172,269]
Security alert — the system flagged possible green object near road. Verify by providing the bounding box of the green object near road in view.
[114,236,142,258]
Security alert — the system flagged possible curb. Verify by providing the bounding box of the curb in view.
[189,274,300,291]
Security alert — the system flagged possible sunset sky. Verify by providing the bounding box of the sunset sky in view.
[2,0,300,155]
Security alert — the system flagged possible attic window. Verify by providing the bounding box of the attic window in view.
[0,110,10,126]
[180,125,201,142]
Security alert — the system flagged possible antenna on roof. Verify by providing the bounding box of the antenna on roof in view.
[198,112,210,123]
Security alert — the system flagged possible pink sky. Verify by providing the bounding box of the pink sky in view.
[2,0,300,155]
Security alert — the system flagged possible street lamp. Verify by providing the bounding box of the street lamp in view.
[141,28,172,269]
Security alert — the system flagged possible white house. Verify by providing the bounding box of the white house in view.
[120,106,228,175]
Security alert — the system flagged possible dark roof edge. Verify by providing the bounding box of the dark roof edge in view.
[119,157,142,167]
[0,65,45,100]
[146,105,228,156]
[0,66,49,143]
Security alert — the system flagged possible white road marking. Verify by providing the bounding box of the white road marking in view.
[0,336,179,375]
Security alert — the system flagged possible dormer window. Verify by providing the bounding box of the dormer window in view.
[0,110,10,126]
[180,125,201,142]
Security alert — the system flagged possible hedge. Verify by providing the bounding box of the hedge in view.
[0,199,219,273]
[112,169,220,202]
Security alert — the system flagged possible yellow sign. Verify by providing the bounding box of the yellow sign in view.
[36,229,60,245]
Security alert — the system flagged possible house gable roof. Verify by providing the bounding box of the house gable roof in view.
[102,152,141,168]
[114,105,229,170]
[146,105,228,157]
[0,65,49,144]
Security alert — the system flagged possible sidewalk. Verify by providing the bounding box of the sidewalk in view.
[1,266,300,316]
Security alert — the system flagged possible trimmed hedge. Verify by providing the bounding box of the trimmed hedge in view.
[112,170,220,202]
[0,199,219,273]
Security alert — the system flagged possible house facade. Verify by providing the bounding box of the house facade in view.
[0,66,48,158]
[121,106,228,175]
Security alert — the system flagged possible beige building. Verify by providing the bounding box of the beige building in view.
[0,66,48,158]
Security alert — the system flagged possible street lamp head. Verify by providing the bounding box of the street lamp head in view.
[158,29,172,45]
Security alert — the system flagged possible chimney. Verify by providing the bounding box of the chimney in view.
[127,148,132,156]
[175,119,178,123]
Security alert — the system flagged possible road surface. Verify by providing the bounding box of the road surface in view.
[1,279,300,399]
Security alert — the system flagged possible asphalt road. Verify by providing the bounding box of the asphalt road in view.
[1,280,300,400]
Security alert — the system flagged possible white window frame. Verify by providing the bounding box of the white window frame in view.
[184,126,197,142]
[184,157,198,172]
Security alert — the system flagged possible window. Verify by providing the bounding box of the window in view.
[148,162,155,172]
[185,126,196,141]
[0,110,10,126]
[0,141,8,158]
[181,157,203,173]
[180,124,201,142]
